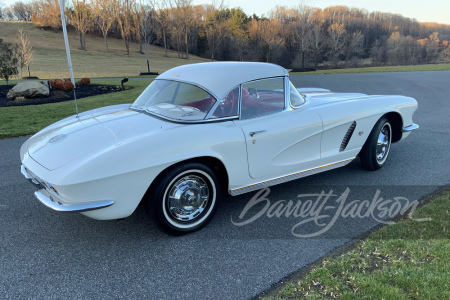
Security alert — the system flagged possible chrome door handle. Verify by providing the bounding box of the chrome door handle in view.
[249,130,266,137]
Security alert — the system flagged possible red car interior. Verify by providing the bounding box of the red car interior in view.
[179,88,284,118]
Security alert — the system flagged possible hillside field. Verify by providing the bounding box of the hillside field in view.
[0,21,210,79]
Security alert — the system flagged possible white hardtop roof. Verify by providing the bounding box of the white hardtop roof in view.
[156,62,288,99]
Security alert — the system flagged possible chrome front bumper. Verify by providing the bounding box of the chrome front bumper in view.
[33,190,114,213]
[403,123,419,132]
[21,164,45,189]
[21,165,114,213]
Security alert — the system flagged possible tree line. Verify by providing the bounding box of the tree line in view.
[1,0,450,69]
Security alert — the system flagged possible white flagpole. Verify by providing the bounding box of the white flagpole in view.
[58,0,78,117]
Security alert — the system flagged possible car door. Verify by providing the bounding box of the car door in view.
[234,77,323,179]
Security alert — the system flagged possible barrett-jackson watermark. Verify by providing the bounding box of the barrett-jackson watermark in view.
[231,188,431,238]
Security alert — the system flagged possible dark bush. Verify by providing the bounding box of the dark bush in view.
[81,78,90,86]
[52,79,64,90]
[63,80,74,92]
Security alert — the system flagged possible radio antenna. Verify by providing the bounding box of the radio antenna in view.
[58,0,78,117]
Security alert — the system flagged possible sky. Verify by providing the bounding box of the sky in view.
[1,0,449,25]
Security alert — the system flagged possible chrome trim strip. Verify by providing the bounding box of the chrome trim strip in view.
[205,98,221,119]
[229,158,354,196]
[238,84,243,119]
[284,75,290,111]
[240,75,287,86]
[21,165,45,190]
[205,85,239,119]
[131,107,239,124]
[238,83,242,118]
[403,123,419,132]
[34,191,114,213]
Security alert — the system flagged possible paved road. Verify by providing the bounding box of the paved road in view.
[1,71,449,299]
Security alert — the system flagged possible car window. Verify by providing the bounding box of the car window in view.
[289,81,305,107]
[241,78,285,119]
[131,80,216,121]
[209,86,239,119]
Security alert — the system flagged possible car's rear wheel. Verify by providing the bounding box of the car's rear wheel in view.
[360,117,392,171]
[146,162,220,235]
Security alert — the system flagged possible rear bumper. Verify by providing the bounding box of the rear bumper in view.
[21,164,114,213]
[403,123,419,132]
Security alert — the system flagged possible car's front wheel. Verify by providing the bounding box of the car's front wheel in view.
[359,117,392,171]
[146,162,220,235]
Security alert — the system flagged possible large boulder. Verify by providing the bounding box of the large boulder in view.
[7,81,50,100]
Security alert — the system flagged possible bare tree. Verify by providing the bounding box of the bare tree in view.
[137,1,156,72]
[205,0,229,61]
[387,31,403,65]
[116,0,139,54]
[153,0,171,57]
[346,30,364,59]
[68,0,94,50]
[232,34,248,61]
[327,22,347,67]
[386,32,420,65]
[11,1,32,21]
[170,2,184,58]
[92,0,117,53]
[293,3,312,69]
[309,24,324,67]
[440,41,450,62]
[3,6,14,21]
[248,18,261,54]
[269,5,295,23]
[370,39,387,66]
[31,0,62,30]
[16,27,34,78]
[173,0,195,59]
[259,19,285,62]
[426,32,439,62]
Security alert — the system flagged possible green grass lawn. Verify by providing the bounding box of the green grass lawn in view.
[0,78,152,139]
[290,63,450,75]
[265,188,450,299]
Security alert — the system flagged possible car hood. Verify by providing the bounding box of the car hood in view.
[25,104,167,170]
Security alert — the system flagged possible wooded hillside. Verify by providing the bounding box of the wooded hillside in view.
[1,0,450,69]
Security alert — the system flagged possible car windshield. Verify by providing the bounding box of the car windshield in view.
[131,80,217,121]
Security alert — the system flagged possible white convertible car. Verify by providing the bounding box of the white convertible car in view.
[20,62,418,234]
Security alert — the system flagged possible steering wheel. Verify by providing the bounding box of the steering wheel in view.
[222,92,237,117]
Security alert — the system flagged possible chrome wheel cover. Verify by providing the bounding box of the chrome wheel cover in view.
[166,175,210,222]
[376,123,391,164]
